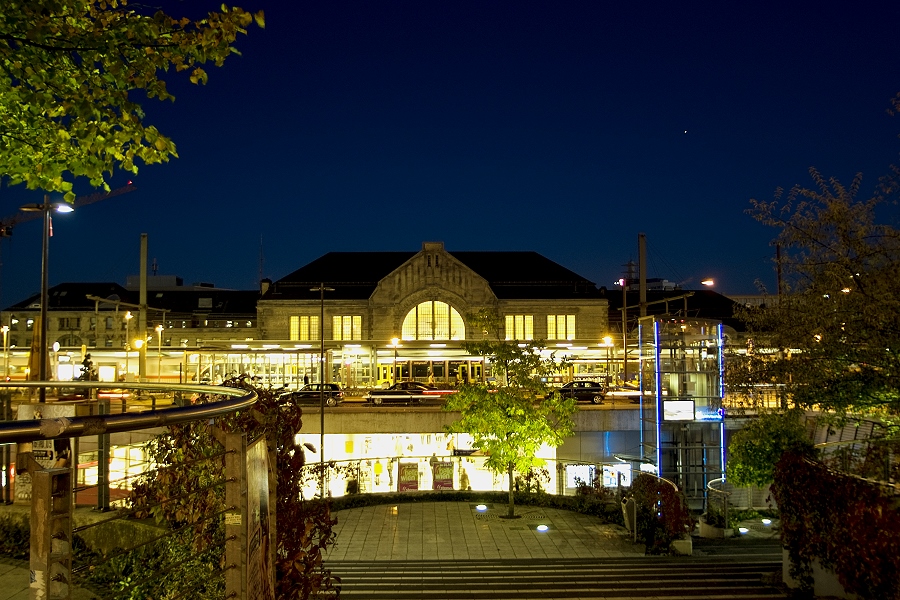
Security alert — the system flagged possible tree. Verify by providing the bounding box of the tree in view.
[0,1,264,200]
[444,341,576,518]
[727,103,900,424]
[726,408,815,487]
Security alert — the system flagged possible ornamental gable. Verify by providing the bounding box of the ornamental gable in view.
[370,242,496,308]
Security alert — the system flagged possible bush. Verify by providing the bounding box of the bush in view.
[0,516,29,560]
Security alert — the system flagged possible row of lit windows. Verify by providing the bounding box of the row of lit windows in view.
[290,306,575,342]
[333,315,362,341]
[505,314,576,340]
[290,315,320,341]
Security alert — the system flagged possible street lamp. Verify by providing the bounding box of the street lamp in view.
[1,325,8,381]
[390,337,400,384]
[310,283,333,498]
[601,335,614,384]
[124,311,133,381]
[20,195,73,402]
[155,324,164,383]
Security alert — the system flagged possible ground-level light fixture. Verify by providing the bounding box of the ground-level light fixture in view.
[475,504,488,512]
[536,524,549,532]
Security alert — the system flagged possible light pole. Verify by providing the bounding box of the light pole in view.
[124,311,133,381]
[155,324,164,383]
[310,283,333,497]
[601,335,613,382]
[390,337,400,384]
[1,325,8,381]
[20,195,73,402]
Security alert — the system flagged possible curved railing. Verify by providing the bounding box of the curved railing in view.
[815,437,899,489]
[0,381,257,444]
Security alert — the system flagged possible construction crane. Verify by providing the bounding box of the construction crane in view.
[0,182,138,237]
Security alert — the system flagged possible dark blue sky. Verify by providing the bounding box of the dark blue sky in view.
[1,1,899,306]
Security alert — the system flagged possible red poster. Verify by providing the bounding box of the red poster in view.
[432,462,454,490]
[398,462,419,492]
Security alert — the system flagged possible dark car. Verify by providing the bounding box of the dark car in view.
[281,383,344,407]
[365,381,454,405]
[553,380,607,404]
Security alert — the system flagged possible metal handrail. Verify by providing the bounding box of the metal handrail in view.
[0,382,257,444]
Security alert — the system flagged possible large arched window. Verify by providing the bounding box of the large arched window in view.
[401,301,465,341]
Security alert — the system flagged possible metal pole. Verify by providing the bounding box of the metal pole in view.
[97,398,110,511]
[156,325,163,383]
[310,283,333,497]
[622,279,628,385]
[320,285,325,497]
[1,394,9,504]
[39,195,49,403]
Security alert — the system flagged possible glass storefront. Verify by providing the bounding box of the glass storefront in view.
[294,432,633,500]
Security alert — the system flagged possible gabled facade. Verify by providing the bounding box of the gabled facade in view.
[255,241,609,387]
[258,241,608,343]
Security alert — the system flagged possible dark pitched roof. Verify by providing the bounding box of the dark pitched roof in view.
[264,250,601,301]
[6,282,132,311]
[6,283,259,317]
[265,252,416,300]
[145,290,260,317]
[452,252,599,299]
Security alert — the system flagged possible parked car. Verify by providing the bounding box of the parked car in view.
[552,380,607,404]
[365,381,454,405]
[281,383,344,407]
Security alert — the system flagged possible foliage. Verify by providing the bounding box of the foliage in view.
[466,308,503,341]
[0,0,264,199]
[728,99,900,423]
[725,409,816,487]
[75,353,97,381]
[444,341,576,518]
[128,377,339,600]
[772,450,900,599]
[514,466,550,494]
[77,529,224,600]
[630,473,694,555]
[0,516,29,559]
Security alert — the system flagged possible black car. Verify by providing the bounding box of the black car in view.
[365,381,454,405]
[552,380,607,404]
[281,383,344,407]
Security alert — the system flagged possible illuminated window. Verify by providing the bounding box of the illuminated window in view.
[504,315,534,340]
[332,315,362,340]
[289,315,319,341]
[401,301,464,340]
[547,315,576,340]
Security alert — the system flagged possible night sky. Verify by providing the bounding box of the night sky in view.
[1,1,898,307]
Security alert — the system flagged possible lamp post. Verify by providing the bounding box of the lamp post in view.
[1,325,8,381]
[155,324,164,383]
[20,195,73,402]
[601,335,613,382]
[124,311,133,381]
[390,337,400,384]
[310,283,333,497]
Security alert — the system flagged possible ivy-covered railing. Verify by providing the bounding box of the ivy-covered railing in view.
[772,450,900,599]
